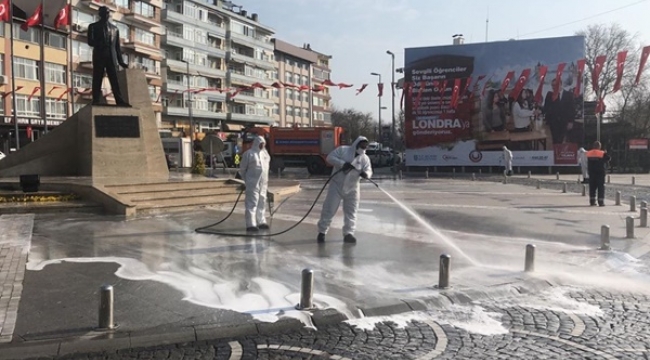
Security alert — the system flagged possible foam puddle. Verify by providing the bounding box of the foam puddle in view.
[27,256,354,327]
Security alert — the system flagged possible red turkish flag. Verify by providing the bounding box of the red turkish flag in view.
[0,0,10,22]
[282,82,298,89]
[509,69,531,101]
[2,86,23,99]
[322,79,337,87]
[574,59,586,97]
[500,71,515,94]
[377,83,384,97]
[54,4,71,30]
[591,55,606,93]
[355,84,367,95]
[56,88,72,101]
[612,51,627,93]
[26,126,32,139]
[534,66,548,104]
[552,63,566,101]
[28,87,40,101]
[251,82,266,89]
[440,80,448,96]
[312,84,326,92]
[297,85,310,91]
[595,96,605,114]
[400,82,412,110]
[338,82,353,89]
[414,81,426,110]
[21,4,42,31]
[47,86,62,95]
[634,46,650,85]
[271,82,284,89]
[450,78,462,109]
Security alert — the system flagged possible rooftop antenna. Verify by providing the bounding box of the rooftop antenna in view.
[485,6,489,42]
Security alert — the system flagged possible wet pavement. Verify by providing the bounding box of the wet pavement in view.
[3,176,650,358]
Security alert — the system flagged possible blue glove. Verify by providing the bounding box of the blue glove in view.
[360,171,368,179]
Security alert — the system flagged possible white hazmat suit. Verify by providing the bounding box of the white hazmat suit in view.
[317,136,373,242]
[238,136,270,230]
[577,147,589,182]
[503,146,513,176]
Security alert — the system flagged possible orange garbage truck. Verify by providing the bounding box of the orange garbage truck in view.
[242,126,346,174]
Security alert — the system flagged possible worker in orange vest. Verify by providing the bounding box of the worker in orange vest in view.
[586,141,611,207]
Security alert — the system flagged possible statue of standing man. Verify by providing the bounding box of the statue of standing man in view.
[87,6,130,106]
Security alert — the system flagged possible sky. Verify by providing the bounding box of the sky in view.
[238,0,650,122]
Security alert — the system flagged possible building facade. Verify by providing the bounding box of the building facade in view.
[273,40,332,127]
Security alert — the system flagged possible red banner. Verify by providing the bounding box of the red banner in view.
[613,51,627,93]
[592,55,606,93]
[509,68,531,101]
[574,59,586,97]
[553,143,578,165]
[500,71,515,94]
[534,66,548,104]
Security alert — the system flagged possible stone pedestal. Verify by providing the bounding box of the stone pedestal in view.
[0,69,168,179]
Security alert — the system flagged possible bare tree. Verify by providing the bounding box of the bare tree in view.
[331,107,377,143]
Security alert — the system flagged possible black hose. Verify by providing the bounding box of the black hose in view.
[194,169,342,237]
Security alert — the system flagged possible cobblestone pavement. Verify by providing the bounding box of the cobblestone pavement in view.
[0,215,33,344]
[47,287,650,360]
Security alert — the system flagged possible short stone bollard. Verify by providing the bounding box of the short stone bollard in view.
[438,254,451,289]
[582,184,586,196]
[626,216,635,239]
[398,170,403,180]
[425,169,429,179]
[632,176,636,185]
[479,169,482,175]
[524,244,535,272]
[615,191,621,206]
[528,171,531,179]
[472,173,476,181]
[600,225,610,250]
[562,182,567,193]
[452,168,456,178]
[630,196,637,212]
[641,207,648,228]
[536,180,541,189]
[556,172,560,180]
[296,268,315,310]
[642,201,648,209]
[98,285,115,330]
[607,175,611,184]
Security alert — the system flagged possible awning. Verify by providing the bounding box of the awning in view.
[225,124,243,132]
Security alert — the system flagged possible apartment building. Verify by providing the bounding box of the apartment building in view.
[273,40,332,127]
[161,0,276,135]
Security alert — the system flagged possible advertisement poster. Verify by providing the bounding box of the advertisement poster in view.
[404,36,586,167]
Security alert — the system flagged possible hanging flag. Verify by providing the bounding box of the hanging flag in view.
[612,51,628,93]
[21,4,43,31]
[591,55,606,93]
[377,83,384,97]
[574,59,586,97]
[414,81,426,111]
[500,71,515,94]
[0,0,10,22]
[450,78,462,109]
[552,62,566,101]
[439,80,448,96]
[322,79,337,87]
[509,69,531,101]
[271,82,284,89]
[47,86,62,95]
[54,4,71,30]
[2,86,24,99]
[28,87,41,101]
[251,82,266,89]
[634,46,650,85]
[355,84,367,95]
[282,82,298,89]
[534,66,548,104]
[461,77,472,96]
[297,84,310,91]
[338,83,353,89]
[56,88,72,101]
[312,84,326,92]
[400,82,412,110]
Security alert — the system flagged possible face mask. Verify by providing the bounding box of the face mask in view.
[356,148,366,155]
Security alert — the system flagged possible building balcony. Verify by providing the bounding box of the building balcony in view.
[161,8,184,24]
[81,0,119,11]
[122,10,161,28]
[165,59,226,79]
[163,31,185,48]
[226,51,275,71]
[122,40,163,59]
[163,106,227,120]
[227,30,274,51]
[227,71,257,86]
[229,93,274,105]
[227,112,274,125]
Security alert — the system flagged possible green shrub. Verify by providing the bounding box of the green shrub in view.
[192,152,206,175]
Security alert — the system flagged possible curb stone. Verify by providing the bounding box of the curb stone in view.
[0,277,555,359]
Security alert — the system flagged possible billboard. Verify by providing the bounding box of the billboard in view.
[404,36,586,167]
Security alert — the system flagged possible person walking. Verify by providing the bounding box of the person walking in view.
[503,146,513,176]
[577,147,589,184]
[317,136,373,244]
[238,136,270,232]
[586,141,610,207]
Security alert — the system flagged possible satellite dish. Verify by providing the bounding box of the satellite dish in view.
[201,135,224,155]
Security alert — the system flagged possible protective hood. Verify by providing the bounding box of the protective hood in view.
[252,136,266,152]
[578,147,586,153]
[351,136,369,150]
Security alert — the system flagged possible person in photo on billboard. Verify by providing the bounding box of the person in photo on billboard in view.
[578,147,589,183]
[503,146,513,176]
[483,90,507,132]
[586,141,610,207]
[511,92,540,142]
[544,78,575,145]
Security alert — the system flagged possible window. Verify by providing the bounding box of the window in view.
[286,106,292,116]
[0,21,4,37]
[15,95,40,118]
[135,28,155,46]
[302,76,308,86]
[284,71,292,83]
[272,105,279,115]
[115,0,129,8]
[73,102,84,114]
[45,63,66,84]
[74,10,95,26]
[272,89,279,98]
[302,92,308,102]
[285,89,292,100]
[294,107,301,117]
[0,56,4,76]
[302,108,309,118]
[73,73,93,88]
[115,22,129,40]
[133,56,157,74]
[44,32,66,49]
[195,30,207,44]
[149,85,158,101]
[15,58,38,80]
[314,69,330,80]
[45,99,66,119]
[134,1,155,18]
[13,24,39,42]
[72,40,92,62]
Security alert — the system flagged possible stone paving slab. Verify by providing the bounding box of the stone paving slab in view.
[0,215,33,344]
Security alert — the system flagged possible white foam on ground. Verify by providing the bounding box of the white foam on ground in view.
[26,256,354,326]
[494,287,603,317]
[346,312,430,331]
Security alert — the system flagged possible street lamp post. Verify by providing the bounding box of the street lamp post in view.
[370,72,382,144]
[182,60,195,167]
[386,50,396,172]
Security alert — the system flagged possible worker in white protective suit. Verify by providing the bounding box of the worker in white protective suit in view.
[503,146,513,176]
[317,136,373,244]
[577,147,589,183]
[238,135,270,232]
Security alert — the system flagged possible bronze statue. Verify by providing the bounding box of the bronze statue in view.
[87,6,130,106]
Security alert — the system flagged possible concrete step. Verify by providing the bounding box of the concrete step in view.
[105,179,237,194]
[123,187,242,202]
[135,193,241,216]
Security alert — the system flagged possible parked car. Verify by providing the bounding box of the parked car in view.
[0,151,5,161]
